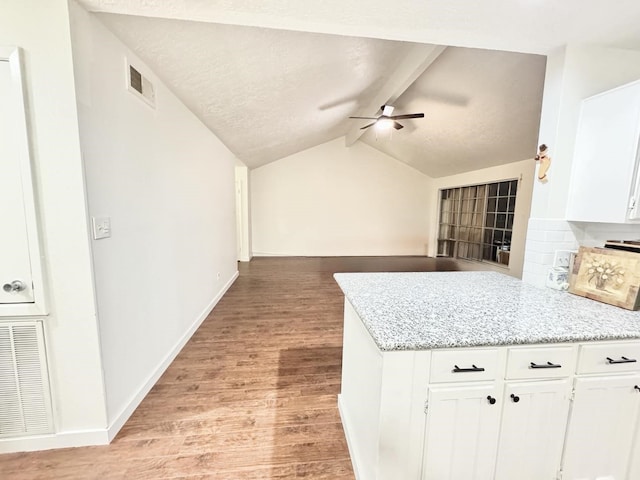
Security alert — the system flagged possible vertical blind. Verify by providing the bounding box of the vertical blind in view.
[438,179,518,265]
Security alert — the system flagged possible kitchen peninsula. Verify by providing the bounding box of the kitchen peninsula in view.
[335,271,640,480]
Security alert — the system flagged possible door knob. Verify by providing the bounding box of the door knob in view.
[3,280,26,293]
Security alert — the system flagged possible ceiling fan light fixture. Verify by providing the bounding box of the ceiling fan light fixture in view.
[375,116,395,130]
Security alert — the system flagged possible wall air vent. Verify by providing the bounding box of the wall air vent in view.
[0,321,54,438]
[126,61,155,108]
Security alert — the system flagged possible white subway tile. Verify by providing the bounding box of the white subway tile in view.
[525,230,546,242]
[546,219,572,231]
[545,231,565,242]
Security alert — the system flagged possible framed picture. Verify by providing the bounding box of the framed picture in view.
[569,246,640,310]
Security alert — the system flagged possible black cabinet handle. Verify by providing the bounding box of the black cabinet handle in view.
[453,364,485,373]
[487,396,497,405]
[606,356,637,364]
[530,361,562,369]
[510,394,520,403]
[635,385,640,393]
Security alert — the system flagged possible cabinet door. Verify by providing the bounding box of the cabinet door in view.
[422,384,501,480]
[494,379,571,480]
[0,47,45,315]
[562,375,640,480]
[566,80,640,223]
[0,54,34,304]
[627,417,640,480]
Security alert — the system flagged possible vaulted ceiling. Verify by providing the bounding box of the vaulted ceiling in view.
[77,0,640,177]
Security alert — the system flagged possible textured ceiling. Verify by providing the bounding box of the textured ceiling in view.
[83,0,640,175]
[80,0,640,54]
[98,14,416,168]
[360,48,547,177]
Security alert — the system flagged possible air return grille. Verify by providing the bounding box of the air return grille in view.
[0,322,54,438]
[126,61,156,108]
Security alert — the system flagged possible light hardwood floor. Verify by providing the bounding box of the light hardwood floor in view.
[1,256,460,479]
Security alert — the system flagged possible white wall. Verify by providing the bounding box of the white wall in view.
[251,138,432,256]
[523,45,640,287]
[0,0,108,452]
[235,163,252,261]
[70,3,239,437]
[427,159,535,278]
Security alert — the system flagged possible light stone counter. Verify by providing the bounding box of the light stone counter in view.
[333,271,640,351]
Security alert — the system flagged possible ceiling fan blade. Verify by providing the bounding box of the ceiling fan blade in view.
[382,105,395,116]
[360,122,376,130]
[349,116,378,120]
[393,122,404,130]
[389,113,425,120]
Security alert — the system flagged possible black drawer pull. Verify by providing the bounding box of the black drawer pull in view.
[530,361,562,369]
[453,364,485,373]
[487,396,497,405]
[606,356,637,364]
[635,385,640,393]
[510,394,520,403]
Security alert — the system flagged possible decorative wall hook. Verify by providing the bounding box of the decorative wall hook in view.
[535,144,551,183]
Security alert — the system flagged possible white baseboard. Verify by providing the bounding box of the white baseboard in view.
[106,270,239,441]
[0,429,109,454]
[0,271,239,454]
[337,394,360,480]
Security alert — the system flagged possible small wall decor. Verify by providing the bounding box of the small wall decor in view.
[534,144,551,183]
[568,246,640,310]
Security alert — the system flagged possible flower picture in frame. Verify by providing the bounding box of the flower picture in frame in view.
[569,246,640,310]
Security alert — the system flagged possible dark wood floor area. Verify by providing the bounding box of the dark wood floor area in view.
[1,256,461,479]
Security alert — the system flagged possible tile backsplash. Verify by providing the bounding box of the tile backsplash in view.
[522,219,578,288]
[522,218,640,288]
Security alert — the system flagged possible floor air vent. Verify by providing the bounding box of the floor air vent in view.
[0,322,54,438]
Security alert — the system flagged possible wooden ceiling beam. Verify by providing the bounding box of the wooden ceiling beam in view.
[345,44,446,147]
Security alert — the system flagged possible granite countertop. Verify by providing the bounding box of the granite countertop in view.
[333,271,640,351]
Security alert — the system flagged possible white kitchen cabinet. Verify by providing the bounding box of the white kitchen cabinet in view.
[494,379,572,480]
[627,420,640,479]
[562,374,640,480]
[566,79,640,223]
[338,297,640,480]
[422,383,501,480]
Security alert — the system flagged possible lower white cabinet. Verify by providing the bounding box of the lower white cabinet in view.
[494,379,572,480]
[422,384,501,480]
[422,379,572,480]
[562,375,640,480]
[628,419,640,479]
[339,307,640,480]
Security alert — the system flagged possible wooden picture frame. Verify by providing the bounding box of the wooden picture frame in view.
[569,246,640,310]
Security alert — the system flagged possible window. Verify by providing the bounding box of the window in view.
[437,179,518,266]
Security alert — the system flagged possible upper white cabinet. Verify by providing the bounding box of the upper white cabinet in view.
[0,47,47,316]
[566,79,640,223]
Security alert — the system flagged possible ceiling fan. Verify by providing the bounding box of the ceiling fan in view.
[349,105,424,131]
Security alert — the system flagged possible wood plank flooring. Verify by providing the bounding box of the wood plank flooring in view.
[1,256,461,479]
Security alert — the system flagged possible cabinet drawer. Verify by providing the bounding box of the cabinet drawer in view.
[506,346,577,379]
[577,342,640,374]
[430,348,499,383]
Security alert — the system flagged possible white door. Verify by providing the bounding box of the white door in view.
[0,55,34,304]
[562,375,640,480]
[494,379,571,480]
[422,384,501,480]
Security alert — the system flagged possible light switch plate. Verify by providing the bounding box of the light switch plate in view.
[92,216,111,240]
